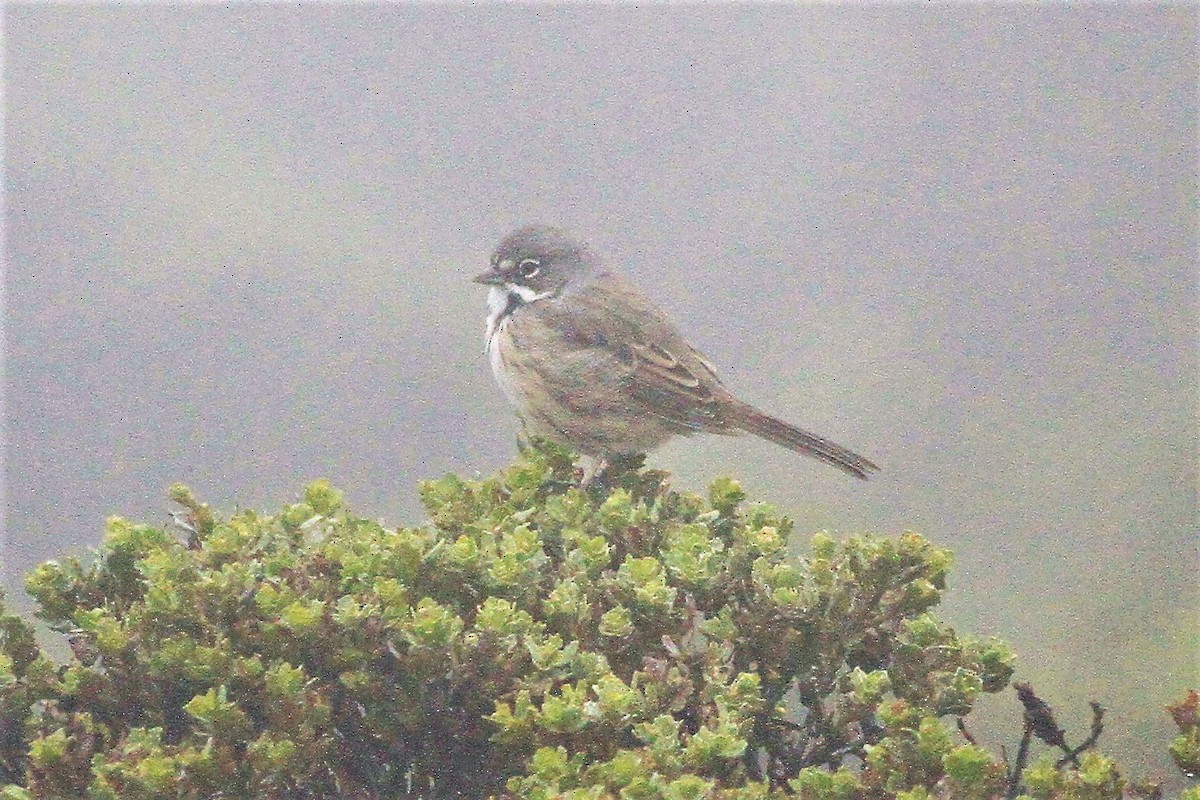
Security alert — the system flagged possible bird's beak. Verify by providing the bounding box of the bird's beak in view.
[473,271,505,286]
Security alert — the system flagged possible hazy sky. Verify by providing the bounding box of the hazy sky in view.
[5,4,1196,779]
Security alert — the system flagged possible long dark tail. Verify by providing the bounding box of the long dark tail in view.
[729,402,879,480]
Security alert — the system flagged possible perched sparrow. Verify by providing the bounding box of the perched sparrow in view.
[474,225,878,480]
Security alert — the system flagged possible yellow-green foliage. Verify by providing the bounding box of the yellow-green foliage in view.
[1169,690,1200,784]
[0,441,1182,798]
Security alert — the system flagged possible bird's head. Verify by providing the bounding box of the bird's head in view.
[473,225,600,301]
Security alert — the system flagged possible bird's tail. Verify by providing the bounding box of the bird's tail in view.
[728,401,879,480]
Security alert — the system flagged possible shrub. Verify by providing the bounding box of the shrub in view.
[0,441,1190,798]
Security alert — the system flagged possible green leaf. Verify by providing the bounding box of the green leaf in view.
[599,606,634,638]
[304,479,345,515]
[789,767,860,800]
[709,477,746,516]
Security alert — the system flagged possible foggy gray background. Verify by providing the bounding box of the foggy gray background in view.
[5,4,1196,780]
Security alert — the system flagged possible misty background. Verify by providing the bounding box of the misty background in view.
[4,4,1196,780]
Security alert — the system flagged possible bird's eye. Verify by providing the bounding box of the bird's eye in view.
[518,258,540,278]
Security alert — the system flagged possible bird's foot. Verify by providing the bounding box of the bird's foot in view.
[580,458,611,489]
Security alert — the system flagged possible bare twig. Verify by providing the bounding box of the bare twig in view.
[956,717,979,746]
[1015,682,1066,748]
[1056,701,1105,768]
[1005,726,1034,800]
[1006,683,1110,797]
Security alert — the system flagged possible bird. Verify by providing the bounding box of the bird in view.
[473,225,878,481]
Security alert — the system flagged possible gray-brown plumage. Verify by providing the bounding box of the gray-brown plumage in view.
[474,225,878,480]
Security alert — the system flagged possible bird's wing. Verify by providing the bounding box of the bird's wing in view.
[622,340,725,430]
[535,274,732,433]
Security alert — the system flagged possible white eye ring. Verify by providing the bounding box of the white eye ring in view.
[518,258,540,278]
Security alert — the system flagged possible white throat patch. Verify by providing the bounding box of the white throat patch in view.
[484,283,554,352]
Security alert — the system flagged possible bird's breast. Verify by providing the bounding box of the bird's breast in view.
[485,293,527,411]
[485,286,517,348]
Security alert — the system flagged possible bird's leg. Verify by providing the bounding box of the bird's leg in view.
[580,458,611,488]
[514,416,537,453]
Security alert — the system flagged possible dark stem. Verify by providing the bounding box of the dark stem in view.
[1055,701,1105,768]
[1005,726,1033,800]
[956,717,979,746]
